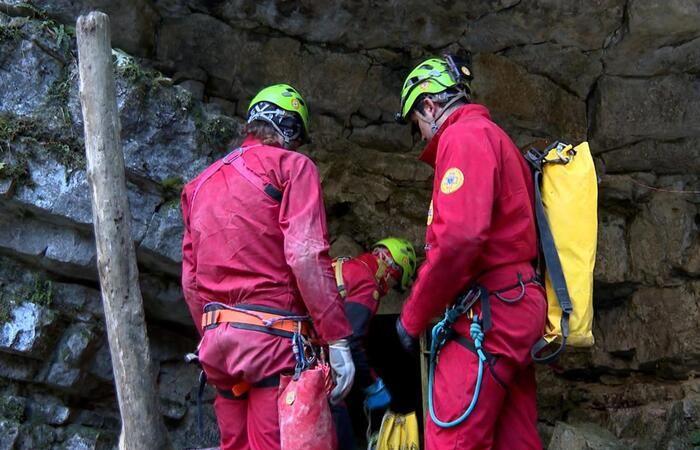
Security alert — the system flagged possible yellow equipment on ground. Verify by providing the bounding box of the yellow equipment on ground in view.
[368,410,420,450]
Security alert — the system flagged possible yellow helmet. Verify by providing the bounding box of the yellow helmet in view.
[373,237,417,290]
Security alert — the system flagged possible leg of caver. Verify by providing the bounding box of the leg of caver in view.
[214,395,250,450]
[492,365,542,450]
[248,386,282,450]
[331,403,357,450]
[425,341,515,450]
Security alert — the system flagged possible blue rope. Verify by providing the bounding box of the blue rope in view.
[428,314,486,428]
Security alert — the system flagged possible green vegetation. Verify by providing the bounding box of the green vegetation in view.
[47,68,71,105]
[47,141,84,171]
[41,19,74,55]
[0,297,12,324]
[0,112,84,180]
[160,176,185,204]
[159,176,186,210]
[0,396,24,421]
[14,2,49,20]
[200,115,238,150]
[46,65,75,130]
[688,429,700,446]
[25,277,53,307]
[0,113,32,186]
[0,113,30,142]
[0,275,54,324]
[113,48,160,84]
[0,22,22,42]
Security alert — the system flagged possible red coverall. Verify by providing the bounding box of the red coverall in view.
[332,253,386,449]
[339,253,385,389]
[399,104,547,450]
[181,135,351,450]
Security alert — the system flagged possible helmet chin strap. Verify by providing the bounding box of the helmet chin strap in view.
[418,89,469,135]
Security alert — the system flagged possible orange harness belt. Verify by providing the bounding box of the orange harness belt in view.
[201,308,311,336]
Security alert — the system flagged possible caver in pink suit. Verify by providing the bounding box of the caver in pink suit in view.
[181,135,351,450]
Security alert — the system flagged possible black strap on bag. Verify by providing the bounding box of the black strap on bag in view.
[525,147,574,364]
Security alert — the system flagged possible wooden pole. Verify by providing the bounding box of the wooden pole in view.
[76,12,172,450]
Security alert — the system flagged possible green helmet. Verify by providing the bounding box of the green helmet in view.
[373,237,417,290]
[248,84,310,144]
[397,55,472,122]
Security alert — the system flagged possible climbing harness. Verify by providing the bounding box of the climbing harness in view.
[332,257,350,299]
[188,145,282,215]
[200,302,311,337]
[291,324,318,379]
[332,255,389,300]
[427,286,488,428]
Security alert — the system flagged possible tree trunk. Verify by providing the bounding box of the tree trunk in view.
[76,12,173,450]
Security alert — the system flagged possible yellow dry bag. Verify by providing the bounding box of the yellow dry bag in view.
[524,141,598,363]
[370,410,420,450]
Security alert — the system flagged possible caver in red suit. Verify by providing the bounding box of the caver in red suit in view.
[338,253,394,389]
[398,104,547,450]
[331,253,393,450]
[181,133,352,450]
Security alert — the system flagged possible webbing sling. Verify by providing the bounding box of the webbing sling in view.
[332,258,348,299]
[189,145,282,213]
[526,149,573,364]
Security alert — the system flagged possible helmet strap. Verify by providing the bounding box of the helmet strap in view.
[247,103,302,148]
[373,248,402,291]
[414,88,468,135]
[430,89,468,129]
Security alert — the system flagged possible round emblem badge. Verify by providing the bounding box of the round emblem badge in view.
[285,390,296,405]
[440,168,464,194]
[291,98,300,110]
[419,81,431,91]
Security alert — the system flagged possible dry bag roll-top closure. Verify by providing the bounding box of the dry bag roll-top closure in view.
[524,141,598,364]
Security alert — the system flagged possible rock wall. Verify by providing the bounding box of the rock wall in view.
[0,1,699,449]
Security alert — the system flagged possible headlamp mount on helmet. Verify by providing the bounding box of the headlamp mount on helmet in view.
[395,52,473,125]
[444,52,473,87]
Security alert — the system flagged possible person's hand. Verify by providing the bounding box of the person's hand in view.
[329,339,355,404]
[364,378,391,411]
[396,317,418,353]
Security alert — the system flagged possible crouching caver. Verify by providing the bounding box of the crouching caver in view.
[394,56,547,450]
[330,238,417,449]
[181,84,355,450]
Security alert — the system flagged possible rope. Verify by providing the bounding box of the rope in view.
[428,314,485,428]
[628,177,700,195]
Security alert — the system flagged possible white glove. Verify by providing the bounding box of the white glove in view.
[328,339,355,404]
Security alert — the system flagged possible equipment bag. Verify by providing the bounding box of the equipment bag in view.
[278,363,336,450]
[524,141,598,364]
[369,410,420,450]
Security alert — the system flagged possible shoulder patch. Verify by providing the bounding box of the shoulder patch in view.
[427,200,434,225]
[440,168,464,194]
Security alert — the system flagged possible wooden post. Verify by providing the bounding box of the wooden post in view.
[76,12,172,450]
[419,330,429,424]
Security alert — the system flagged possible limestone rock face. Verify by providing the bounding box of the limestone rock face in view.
[548,422,625,450]
[0,1,699,448]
